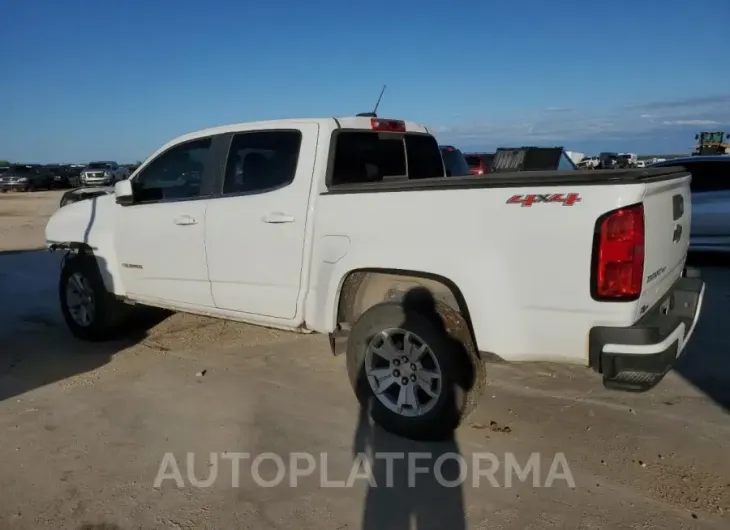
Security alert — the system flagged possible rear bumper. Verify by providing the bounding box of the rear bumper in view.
[588,268,705,391]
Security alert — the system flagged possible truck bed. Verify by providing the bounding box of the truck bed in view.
[315,164,693,367]
[323,167,689,194]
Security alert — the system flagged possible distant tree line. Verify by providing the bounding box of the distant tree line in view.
[0,160,143,168]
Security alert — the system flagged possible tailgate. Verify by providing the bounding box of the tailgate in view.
[638,172,692,314]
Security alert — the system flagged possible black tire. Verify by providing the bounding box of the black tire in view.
[346,298,486,441]
[59,253,130,341]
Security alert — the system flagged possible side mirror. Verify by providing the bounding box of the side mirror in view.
[726,133,729,139]
[694,134,699,140]
[114,179,134,206]
[445,169,453,177]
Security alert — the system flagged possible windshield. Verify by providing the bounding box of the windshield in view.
[87,162,112,169]
[700,132,723,143]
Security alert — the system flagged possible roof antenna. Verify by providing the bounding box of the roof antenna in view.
[356,84,387,118]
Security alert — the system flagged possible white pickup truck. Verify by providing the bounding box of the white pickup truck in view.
[45,115,706,440]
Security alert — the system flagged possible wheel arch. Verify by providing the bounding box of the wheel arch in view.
[52,241,124,296]
[334,268,476,343]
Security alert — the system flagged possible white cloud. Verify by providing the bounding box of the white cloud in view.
[434,94,730,145]
[624,94,730,110]
[661,119,720,126]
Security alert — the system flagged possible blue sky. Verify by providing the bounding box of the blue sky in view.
[1,0,728,162]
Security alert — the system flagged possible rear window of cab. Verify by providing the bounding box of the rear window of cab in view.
[330,132,445,185]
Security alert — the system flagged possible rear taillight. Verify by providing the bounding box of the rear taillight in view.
[591,204,645,301]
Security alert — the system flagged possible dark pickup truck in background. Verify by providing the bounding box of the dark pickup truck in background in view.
[45,164,84,188]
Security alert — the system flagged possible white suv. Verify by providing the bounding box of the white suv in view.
[80,161,129,187]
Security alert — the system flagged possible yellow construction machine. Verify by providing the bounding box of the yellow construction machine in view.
[692,131,730,155]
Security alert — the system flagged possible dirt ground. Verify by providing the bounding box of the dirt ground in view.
[0,190,60,252]
[0,190,728,529]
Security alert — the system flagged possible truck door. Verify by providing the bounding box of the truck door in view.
[205,124,319,320]
[115,136,219,307]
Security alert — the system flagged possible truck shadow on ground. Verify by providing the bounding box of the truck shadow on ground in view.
[673,253,730,412]
[352,288,471,530]
[353,407,467,530]
[0,248,171,403]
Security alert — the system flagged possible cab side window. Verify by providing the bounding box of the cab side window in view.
[222,130,302,195]
[133,138,212,203]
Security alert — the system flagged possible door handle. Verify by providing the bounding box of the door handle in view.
[262,212,295,224]
[174,215,198,226]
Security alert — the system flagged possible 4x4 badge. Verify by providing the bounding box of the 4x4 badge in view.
[506,193,581,207]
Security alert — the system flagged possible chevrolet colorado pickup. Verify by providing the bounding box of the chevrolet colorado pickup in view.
[45,115,705,440]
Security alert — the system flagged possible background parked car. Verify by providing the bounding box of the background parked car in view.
[464,152,495,175]
[598,152,620,169]
[577,156,600,169]
[616,153,639,168]
[0,164,54,192]
[80,161,129,186]
[44,164,82,189]
[44,165,65,187]
[123,163,141,174]
[439,145,472,176]
[650,155,730,253]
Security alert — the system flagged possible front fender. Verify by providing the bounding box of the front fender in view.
[45,194,126,295]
